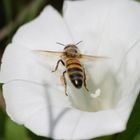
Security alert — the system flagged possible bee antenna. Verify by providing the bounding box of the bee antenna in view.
[75,41,83,45]
[56,42,66,46]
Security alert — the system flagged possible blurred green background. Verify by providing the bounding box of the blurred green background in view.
[0,0,140,140]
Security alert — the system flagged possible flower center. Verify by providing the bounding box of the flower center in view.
[67,67,120,112]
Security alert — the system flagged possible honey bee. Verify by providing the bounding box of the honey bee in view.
[35,41,107,96]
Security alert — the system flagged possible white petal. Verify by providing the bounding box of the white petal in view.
[0,5,73,84]
[63,0,140,137]
[12,6,73,51]
[115,41,140,123]
[64,0,140,69]
[63,0,140,100]
[0,44,59,84]
[3,81,125,139]
[3,81,70,122]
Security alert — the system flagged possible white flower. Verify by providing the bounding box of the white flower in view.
[0,0,140,139]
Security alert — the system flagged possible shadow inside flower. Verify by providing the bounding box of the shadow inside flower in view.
[44,84,74,137]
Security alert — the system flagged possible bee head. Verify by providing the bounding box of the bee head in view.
[64,44,80,57]
[56,41,82,57]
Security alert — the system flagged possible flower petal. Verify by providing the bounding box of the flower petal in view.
[3,81,125,139]
[3,81,70,122]
[0,5,73,84]
[63,0,140,108]
[0,44,58,84]
[64,0,140,67]
[62,0,140,137]
[115,41,140,123]
[13,6,73,50]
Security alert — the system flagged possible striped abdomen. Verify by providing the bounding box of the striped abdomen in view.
[66,58,84,89]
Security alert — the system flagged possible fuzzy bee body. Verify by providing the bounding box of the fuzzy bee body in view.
[52,44,88,95]
[35,41,107,96]
[65,58,84,89]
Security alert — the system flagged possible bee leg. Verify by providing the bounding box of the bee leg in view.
[52,59,65,72]
[62,71,68,96]
[83,68,89,92]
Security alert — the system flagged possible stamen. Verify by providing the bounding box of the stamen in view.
[90,88,101,98]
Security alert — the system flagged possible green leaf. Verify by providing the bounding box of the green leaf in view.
[5,117,28,140]
[134,128,140,140]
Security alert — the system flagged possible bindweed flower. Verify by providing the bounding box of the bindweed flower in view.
[0,0,140,139]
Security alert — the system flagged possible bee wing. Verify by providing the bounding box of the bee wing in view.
[80,54,110,62]
[33,50,63,58]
